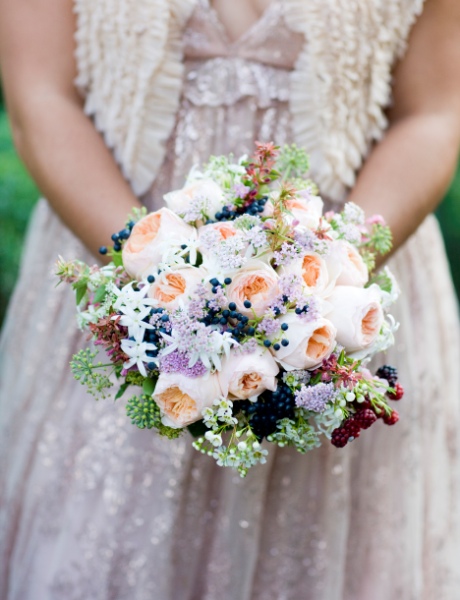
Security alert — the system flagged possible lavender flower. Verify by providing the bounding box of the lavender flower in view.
[296,295,321,322]
[160,350,208,377]
[208,285,228,311]
[233,182,251,199]
[273,242,302,266]
[244,226,268,250]
[257,317,281,336]
[295,383,337,413]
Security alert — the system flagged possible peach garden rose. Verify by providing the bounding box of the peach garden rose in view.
[225,260,279,317]
[122,208,196,280]
[153,372,222,428]
[218,348,279,400]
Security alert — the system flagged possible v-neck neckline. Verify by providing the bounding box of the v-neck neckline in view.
[206,1,278,47]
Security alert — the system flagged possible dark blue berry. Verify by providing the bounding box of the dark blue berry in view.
[148,362,157,370]
[247,327,255,336]
[229,311,238,319]
[243,300,252,309]
[281,323,289,331]
[224,277,232,285]
[161,314,169,322]
[273,343,281,351]
[119,228,131,240]
[212,287,218,294]
[263,339,271,347]
[295,307,302,315]
[210,278,220,286]
[147,275,155,283]
[281,339,289,347]
[229,302,237,311]
[220,317,228,325]
[222,310,230,318]
[113,242,122,252]
[111,233,119,242]
[99,246,108,255]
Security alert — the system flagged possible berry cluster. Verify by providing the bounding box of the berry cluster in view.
[143,308,170,371]
[213,196,268,222]
[99,221,135,255]
[331,363,403,448]
[376,365,398,386]
[240,383,296,441]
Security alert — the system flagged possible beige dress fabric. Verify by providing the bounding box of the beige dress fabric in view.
[1,2,460,599]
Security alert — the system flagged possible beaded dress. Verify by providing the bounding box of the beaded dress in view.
[1,1,460,599]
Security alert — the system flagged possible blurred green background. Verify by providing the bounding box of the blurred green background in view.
[0,93,459,325]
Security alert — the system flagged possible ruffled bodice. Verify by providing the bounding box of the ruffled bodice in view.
[144,0,304,209]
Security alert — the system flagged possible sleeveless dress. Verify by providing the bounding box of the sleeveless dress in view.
[1,2,460,599]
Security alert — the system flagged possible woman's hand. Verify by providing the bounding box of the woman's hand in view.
[348,0,460,255]
[0,0,142,257]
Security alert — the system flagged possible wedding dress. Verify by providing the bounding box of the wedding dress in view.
[1,1,459,599]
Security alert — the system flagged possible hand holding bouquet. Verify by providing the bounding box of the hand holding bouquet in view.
[57,143,403,476]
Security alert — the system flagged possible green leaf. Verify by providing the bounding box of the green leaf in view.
[115,382,129,400]
[142,378,156,396]
[111,252,124,268]
[93,284,107,304]
[74,282,87,305]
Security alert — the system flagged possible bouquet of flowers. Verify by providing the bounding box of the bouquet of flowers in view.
[57,143,403,476]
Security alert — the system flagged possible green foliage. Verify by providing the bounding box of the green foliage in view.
[126,394,182,438]
[276,143,310,180]
[70,348,113,399]
[0,110,38,323]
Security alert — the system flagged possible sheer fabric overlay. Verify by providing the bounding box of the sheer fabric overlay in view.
[1,1,460,599]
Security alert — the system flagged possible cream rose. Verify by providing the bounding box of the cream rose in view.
[164,178,225,221]
[147,266,207,310]
[333,241,369,287]
[226,260,279,317]
[326,285,384,352]
[122,208,196,280]
[218,348,279,400]
[271,313,337,370]
[278,252,335,296]
[153,372,222,428]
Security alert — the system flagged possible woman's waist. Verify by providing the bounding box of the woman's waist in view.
[182,56,292,108]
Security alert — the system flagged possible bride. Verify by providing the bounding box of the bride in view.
[1,0,460,598]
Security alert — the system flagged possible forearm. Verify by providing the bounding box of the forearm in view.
[349,114,460,256]
[10,94,142,257]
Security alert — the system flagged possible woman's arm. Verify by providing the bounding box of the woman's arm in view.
[0,0,142,257]
[348,0,460,254]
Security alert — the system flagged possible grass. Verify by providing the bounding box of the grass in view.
[0,109,459,325]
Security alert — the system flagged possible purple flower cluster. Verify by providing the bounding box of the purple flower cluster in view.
[273,242,302,266]
[208,285,227,312]
[297,295,321,322]
[294,382,337,413]
[279,274,303,304]
[160,350,208,377]
[257,317,280,337]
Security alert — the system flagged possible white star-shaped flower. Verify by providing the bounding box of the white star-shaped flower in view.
[121,337,157,377]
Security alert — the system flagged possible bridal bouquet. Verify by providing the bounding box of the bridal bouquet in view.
[57,143,403,476]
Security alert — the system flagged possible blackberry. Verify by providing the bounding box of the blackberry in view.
[376,365,398,386]
[239,383,296,440]
[331,416,361,448]
[355,408,377,430]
